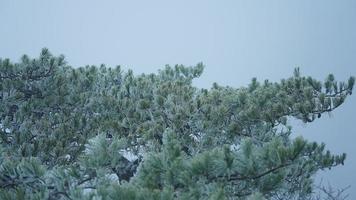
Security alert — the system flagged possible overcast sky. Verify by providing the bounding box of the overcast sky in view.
[1,0,355,197]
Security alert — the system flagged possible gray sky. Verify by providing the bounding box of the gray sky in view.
[1,0,356,197]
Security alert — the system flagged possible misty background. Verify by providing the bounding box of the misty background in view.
[1,0,355,198]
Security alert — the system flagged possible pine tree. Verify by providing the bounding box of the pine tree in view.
[0,49,354,199]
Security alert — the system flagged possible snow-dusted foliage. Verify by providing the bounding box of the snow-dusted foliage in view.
[0,49,354,199]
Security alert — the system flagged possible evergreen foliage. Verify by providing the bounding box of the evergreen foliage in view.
[0,49,354,199]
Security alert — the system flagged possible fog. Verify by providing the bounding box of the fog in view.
[1,0,355,197]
